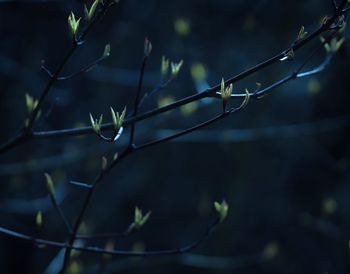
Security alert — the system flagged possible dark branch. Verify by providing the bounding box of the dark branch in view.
[0,218,220,257]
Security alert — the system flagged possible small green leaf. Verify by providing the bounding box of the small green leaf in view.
[214,200,228,223]
[110,107,117,127]
[89,113,97,133]
[161,56,170,78]
[297,25,308,41]
[220,78,233,104]
[132,207,151,230]
[171,60,184,77]
[44,173,55,196]
[101,156,108,170]
[88,0,100,21]
[110,107,126,131]
[68,12,81,39]
[89,113,103,134]
[103,44,111,58]
[25,93,38,113]
[323,37,345,53]
[36,211,43,229]
[113,152,118,161]
[119,107,126,127]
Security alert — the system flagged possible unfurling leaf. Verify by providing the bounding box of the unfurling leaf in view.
[220,78,233,103]
[89,113,103,134]
[296,25,308,41]
[132,207,151,230]
[25,93,38,113]
[321,36,345,53]
[161,56,170,78]
[103,44,111,58]
[171,60,184,77]
[68,12,81,39]
[110,106,126,131]
[87,0,100,21]
[214,200,228,223]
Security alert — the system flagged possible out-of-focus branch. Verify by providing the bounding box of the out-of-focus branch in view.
[0,217,220,257]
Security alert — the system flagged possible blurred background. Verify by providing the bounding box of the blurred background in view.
[1,0,350,273]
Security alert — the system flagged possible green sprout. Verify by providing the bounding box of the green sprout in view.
[103,44,111,58]
[85,0,100,22]
[68,12,81,39]
[101,156,108,170]
[25,93,38,113]
[241,88,251,108]
[321,36,345,53]
[89,113,103,134]
[110,106,126,131]
[131,207,151,230]
[44,173,55,196]
[36,211,43,229]
[220,78,233,103]
[161,56,170,78]
[214,200,229,223]
[296,25,308,41]
[171,60,184,77]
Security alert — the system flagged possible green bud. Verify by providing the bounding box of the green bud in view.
[25,93,38,113]
[68,12,81,39]
[220,78,233,103]
[110,107,118,129]
[103,44,111,58]
[296,25,307,41]
[36,211,43,229]
[101,156,108,170]
[118,107,126,128]
[132,207,151,230]
[89,113,103,134]
[110,106,126,131]
[255,82,262,90]
[171,60,184,77]
[322,36,345,53]
[113,152,118,161]
[214,200,228,223]
[44,173,55,196]
[87,0,100,21]
[161,56,170,78]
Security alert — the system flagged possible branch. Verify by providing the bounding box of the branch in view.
[128,39,149,147]
[41,54,108,81]
[25,10,348,141]
[48,192,72,234]
[0,217,220,257]
[31,42,337,140]
[0,0,117,154]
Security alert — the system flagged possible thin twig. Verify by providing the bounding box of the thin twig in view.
[48,193,73,234]
[129,54,148,147]
[0,218,220,257]
[42,55,107,81]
